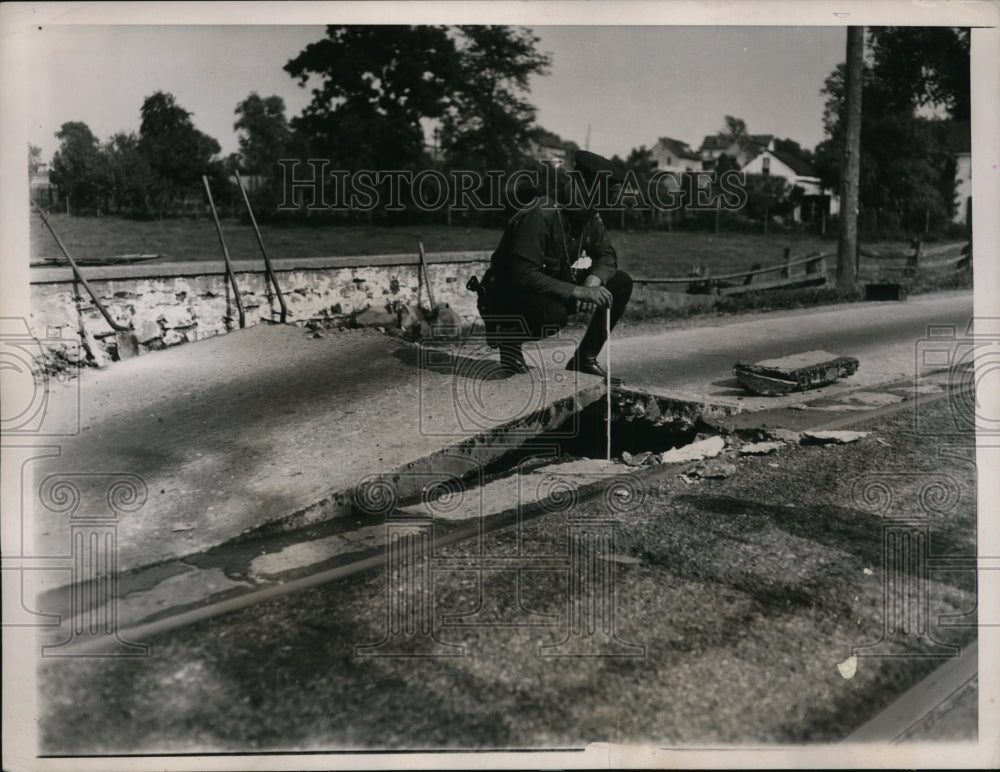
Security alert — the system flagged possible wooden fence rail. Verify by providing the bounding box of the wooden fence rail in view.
[633,250,829,296]
[858,239,970,281]
[633,238,969,297]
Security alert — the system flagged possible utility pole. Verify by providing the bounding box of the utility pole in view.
[837,26,864,291]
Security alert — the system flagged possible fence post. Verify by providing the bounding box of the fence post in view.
[907,238,922,279]
[782,247,791,278]
[806,255,824,276]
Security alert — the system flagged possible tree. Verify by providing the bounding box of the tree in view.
[50,121,111,213]
[868,27,970,120]
[722,115,748,142]
[438,26,551,171]
[620,145,657,228]
[104,132,159,217]
[285,25,459,170]
[816,27,968,234]
[772,138,814,163]
[138,91,222,203]
[745,173,793,226]
[234,92,292,174]
[28,144,43,176]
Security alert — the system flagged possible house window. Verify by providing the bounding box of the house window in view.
[666,156,672,165]
[762,156,770,175]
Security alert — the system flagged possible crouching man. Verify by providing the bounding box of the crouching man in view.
[482,150,633,377]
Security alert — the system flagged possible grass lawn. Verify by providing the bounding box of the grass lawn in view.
[29,213,914,280]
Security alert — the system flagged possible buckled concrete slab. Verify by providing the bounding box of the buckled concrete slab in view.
[29,325,605,588]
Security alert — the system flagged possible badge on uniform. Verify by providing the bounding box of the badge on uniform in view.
[570,251,592,284]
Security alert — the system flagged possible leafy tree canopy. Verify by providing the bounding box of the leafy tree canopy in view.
[815,27,969,227]
[438,25,551,170]
[284,25,460,170]
[138,91,222,191]
[234,92,293,174]
[50,121,109,212]
[722,115,748,141]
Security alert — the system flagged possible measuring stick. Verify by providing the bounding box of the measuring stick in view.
[606,306,612,461]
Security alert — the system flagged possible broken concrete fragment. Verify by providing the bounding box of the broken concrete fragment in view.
[837,655,858,680]
[839,391,906,407]
[739,441,785,456]
[658,435,725,464]
[693,460,736,479]
[80,325,108,368]
[766,428,802,444]
[733,350,859,395]
[622,450,653,467]
[801,430,869,445]
[397,304,422,333]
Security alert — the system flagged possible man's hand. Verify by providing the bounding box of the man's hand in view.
[573,275,613,313]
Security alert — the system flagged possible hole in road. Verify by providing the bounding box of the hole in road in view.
[479,388,703,477]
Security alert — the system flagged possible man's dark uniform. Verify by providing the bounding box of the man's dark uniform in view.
[483,152,633,376]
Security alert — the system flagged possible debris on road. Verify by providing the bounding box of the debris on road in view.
[739,441,785,456]
[691,460,737,479]
[658,436,725,464]
[801,430,870,445]
[837,655,858,680]
[766,428,802,444]
[733,350,860,395]
[621,450,654,467]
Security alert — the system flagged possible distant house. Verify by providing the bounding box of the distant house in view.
[940,119,971,226]
[527,127,573,165]
[699,133,774,169]
[739,145,839,223]
[649,137,700,174]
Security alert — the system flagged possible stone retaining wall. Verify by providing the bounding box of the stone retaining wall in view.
[29,253,491,364]
[29,252,719,366]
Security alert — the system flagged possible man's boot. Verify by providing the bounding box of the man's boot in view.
[564,348,606,378]
[566,302,629,382]
[499,343,529,374]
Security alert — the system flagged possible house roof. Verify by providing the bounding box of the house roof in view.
[700,133,773,152]
[939,119,971,154]
[770,148,817,178]
[654,136,699,160]
[700,134,731,151]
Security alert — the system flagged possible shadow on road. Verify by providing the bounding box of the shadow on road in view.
[391,346,514,381]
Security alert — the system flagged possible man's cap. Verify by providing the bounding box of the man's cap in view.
[574,150,627,185]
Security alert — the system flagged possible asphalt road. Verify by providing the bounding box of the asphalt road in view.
[611,290,973,405]
[30,291,973,584]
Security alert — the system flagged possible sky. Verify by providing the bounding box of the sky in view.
[23,24,847,165]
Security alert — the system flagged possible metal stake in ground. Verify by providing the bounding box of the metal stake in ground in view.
[31,201,140,360]
[418,241,437,318]
[202,175,246,330]
[234,170,288,323]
